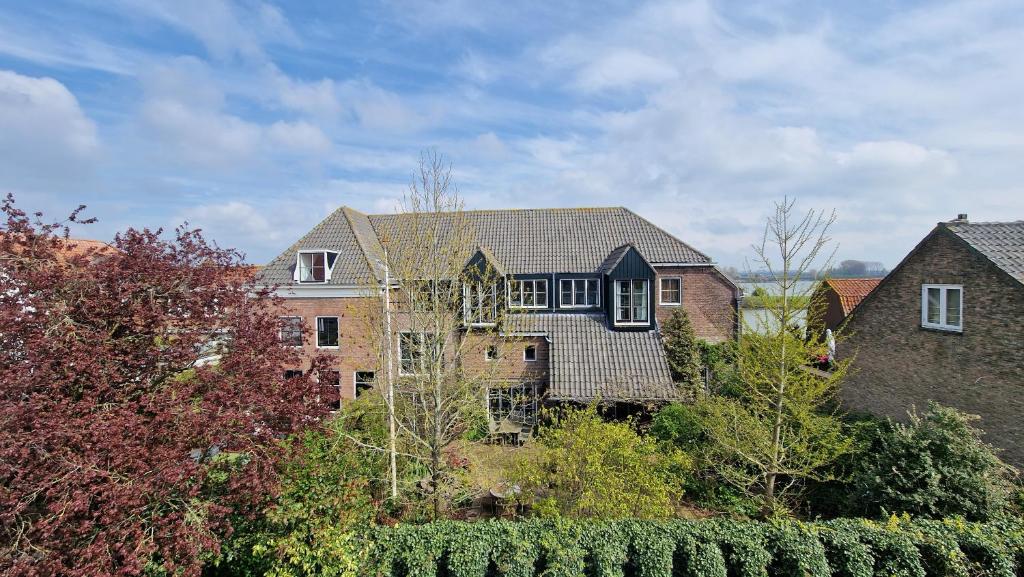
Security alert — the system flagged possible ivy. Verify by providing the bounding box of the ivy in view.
[363,517,1024,577]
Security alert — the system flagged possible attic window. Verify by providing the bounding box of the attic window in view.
[297,251,337,283]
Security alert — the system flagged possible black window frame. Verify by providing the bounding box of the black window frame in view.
[279,316,303,347]
[316,316,340,348]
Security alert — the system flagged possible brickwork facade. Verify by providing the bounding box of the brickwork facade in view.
[654,266,738,342]
[839,229,1024,464]
[461,335,550,385]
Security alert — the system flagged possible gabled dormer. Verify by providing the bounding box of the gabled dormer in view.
[462,246,505,326]
[599,244,655,330]
[293,250,338,283]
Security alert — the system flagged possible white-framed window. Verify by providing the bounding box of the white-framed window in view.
[279,316,302,346]
[319,369,341,411]
[559,278,600,308]
[316,316,339,348]
[659,277,681,305]
[399,332,436,375]
[614,279,649,325]
[921,284,963,332]
[485,345,499,361]
[296,250,338,283]
[463,282,498,325]
[524,345,537,362]
[508,279,548,309]
[354,371,374,397]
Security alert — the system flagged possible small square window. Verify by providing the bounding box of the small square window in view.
[316,317,339,347]
[659,277,681,305]
[524,345,537,362]
[921,284,963,332]
[485,345,499,361]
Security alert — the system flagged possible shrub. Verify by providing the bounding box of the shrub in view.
[661,309,702,388]
[509,407,691,519]
[365,517,1024,577]
[842,403,1015,521]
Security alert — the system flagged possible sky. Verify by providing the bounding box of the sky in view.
[0,0,1022,268]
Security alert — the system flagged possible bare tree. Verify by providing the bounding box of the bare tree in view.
[357,152,515,519]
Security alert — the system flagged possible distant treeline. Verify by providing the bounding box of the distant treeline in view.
[725,259,887,282]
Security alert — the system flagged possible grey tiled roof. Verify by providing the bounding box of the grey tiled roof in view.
[945,220,1024,284]
[259,206,711,285]
[510,313,678,402]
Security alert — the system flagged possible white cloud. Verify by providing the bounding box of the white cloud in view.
[0,70,99,188]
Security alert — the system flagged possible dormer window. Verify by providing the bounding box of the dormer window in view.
[296,251,337,283]
[614,279,649,325]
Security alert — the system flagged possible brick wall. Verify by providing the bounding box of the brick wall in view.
[654,266,738,342]
[461,335,550,385]
[840,229,1024,464]
[275,296,380,401]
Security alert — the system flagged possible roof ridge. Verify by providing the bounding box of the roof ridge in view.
[367,206,627,217]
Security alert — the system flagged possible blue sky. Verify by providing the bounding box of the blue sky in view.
[1,0,1022,267]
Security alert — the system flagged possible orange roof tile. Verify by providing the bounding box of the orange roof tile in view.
[825,278,882,315]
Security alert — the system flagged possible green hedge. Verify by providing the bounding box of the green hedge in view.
[366,517,1024,577]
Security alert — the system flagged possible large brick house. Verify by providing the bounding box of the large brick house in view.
[256,206,739,432]
[839,215,1024,463]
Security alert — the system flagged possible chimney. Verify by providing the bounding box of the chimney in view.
[951,213,968,223]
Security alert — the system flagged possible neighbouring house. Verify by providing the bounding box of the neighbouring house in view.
[256,206,740,435]
[806,277,882,340]
[839,214,1024,464]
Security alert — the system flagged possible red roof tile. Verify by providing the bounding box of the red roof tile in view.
[825,278,882,315]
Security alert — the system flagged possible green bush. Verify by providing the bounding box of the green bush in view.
[365,516,1024,577]
[841,403,1015,521]
[509,406,691,519]
[661,309,702,388]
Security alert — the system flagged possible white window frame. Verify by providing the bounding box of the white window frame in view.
[399,332,434,375]
[463,282,499,326]
[353,371,374,398]
[921,284,963,332]
[614,279,650,326]
[559,278,600,308]
[508,278,548,309]
[523,344,537,362]
[278,315,303,347]
[295,250,338,283]
[659,277,682,305]
[315,316,340,348]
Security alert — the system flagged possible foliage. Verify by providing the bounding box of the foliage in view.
[699,198,850,515]
[696,331,853,515]
[211,396,387,577]
[0,195,325,576]
[661,309,701,389]
[509,407,691,519]
[365,516,1024,577]
[841,403,1016,521]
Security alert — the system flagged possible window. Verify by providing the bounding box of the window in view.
[320,369,341,411]
[284,369,303,380]
[399,332,436,374]
[922,284,963,332]
[508,279,548,309]
[464,282,498,324]
[296,251,337,283]
[354,371,374,397]
[614,279,649,324]
[559,278,599,308]
[524,345,537,362]
[316,317,339,347]
[659,277,681,305]
[279,316,302,346]
[488,383,541,426]
[485,345,499,361]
